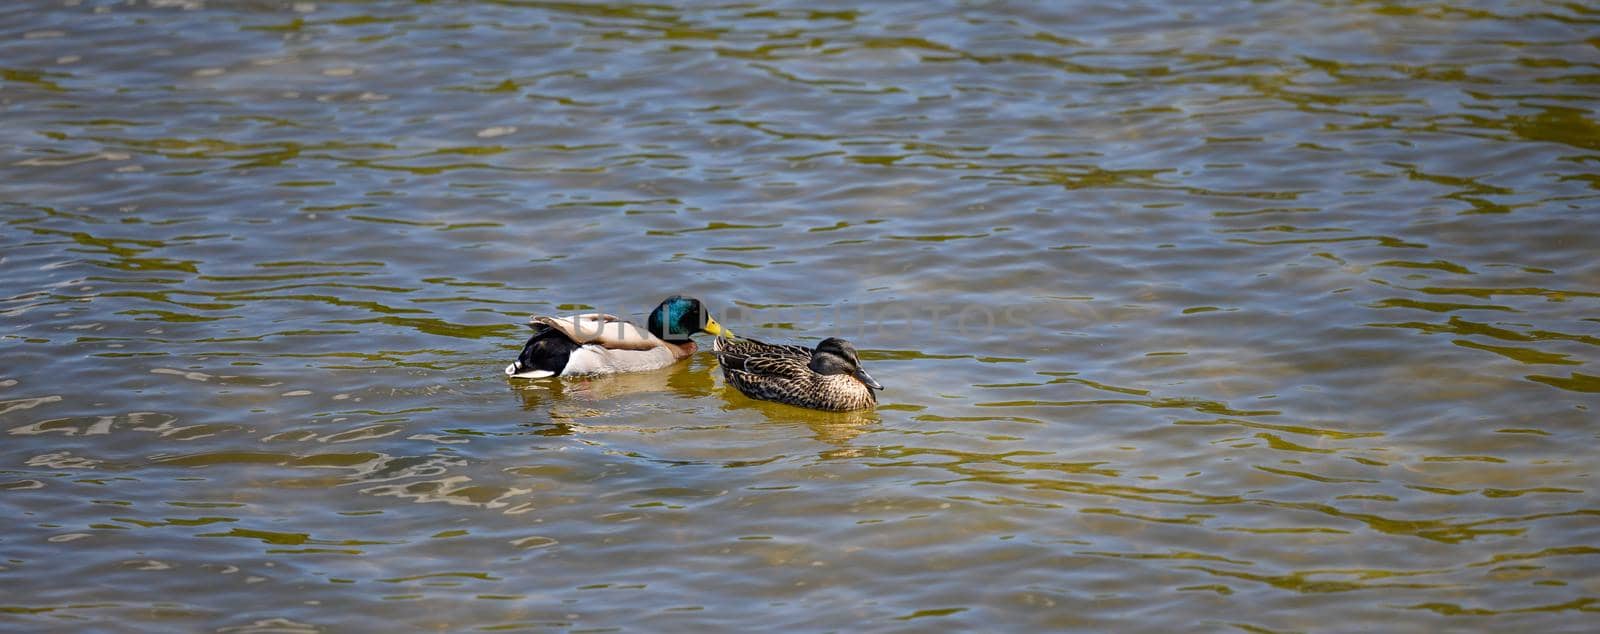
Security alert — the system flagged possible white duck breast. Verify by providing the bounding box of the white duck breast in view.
[559,343,682,375]
[504,312,696,378]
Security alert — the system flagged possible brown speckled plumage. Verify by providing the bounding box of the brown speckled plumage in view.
[714,336,881,412]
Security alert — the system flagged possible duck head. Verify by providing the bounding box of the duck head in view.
[809,337,884,391]
[646,295,730,343]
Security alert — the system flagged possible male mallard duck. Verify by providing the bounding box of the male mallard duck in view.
[713,336,884,411]
[505,296,728,379]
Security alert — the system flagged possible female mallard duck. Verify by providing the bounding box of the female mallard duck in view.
[713,336,884,411]
[505,296,728,378]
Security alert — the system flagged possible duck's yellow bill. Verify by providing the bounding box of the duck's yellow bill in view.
[703,316,731,338]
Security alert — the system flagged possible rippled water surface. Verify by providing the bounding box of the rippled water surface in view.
[3,0,1599,631]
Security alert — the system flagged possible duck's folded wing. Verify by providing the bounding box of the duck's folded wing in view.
[714,336,812,361]
[719,349,811,382]
[531,313,660,351]
[744,355,813,379]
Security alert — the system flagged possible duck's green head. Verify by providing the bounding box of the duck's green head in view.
[646,295,729,342]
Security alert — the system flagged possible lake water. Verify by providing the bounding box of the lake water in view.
[2,0,1598,631]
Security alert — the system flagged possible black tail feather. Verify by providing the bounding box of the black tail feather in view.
[513,324,579,376]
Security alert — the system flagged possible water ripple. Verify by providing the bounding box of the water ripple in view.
[1,0,1596,631]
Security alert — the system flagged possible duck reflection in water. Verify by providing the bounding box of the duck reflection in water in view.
[718,397,882,457]
[507,356,721,417]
